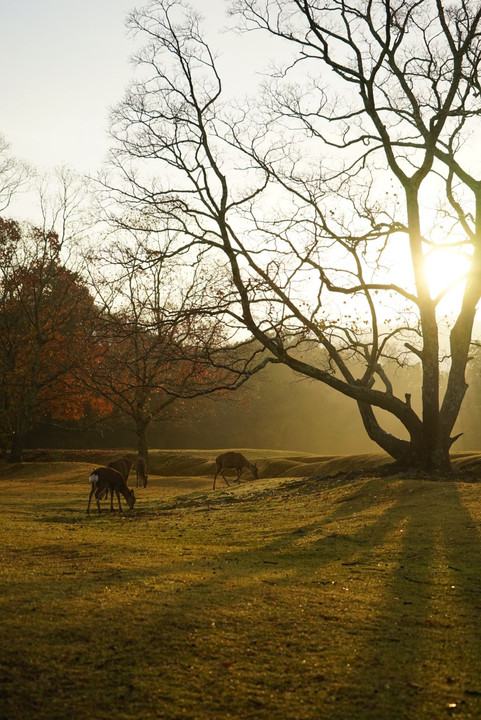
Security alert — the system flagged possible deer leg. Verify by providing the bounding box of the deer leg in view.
[115,489,123,512]
[93,488,102,514]
[221,471,230,487]
[95,486,109,510]
[87,486,96,515]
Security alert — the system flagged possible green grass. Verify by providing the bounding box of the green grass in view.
[2,452,481,719]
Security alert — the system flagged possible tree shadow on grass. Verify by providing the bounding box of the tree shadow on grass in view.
[84,474,481,719]
[5,474,481,720]
[137,475,481,719]
[285,477,481,719]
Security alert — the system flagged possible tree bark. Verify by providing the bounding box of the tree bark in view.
[135,417,150,464]
[8,432,24,463]
[357,401,454,474]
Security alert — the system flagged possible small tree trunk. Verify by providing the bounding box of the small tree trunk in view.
[9,363,40,463]
[9,432,25,463]
[8,407,31,462]
[135,418,149,463]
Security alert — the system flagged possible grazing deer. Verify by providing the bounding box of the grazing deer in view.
[108,456,132,482]
[104,456,133,509]
[87,466,136,515]
[213,451,258,490]
[134,456,148,488]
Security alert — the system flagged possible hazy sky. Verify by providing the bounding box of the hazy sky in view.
[1,0,239,176]
[2,0,135,171]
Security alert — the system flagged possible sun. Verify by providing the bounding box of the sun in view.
[424,246,471,308]
[382,236,471,316]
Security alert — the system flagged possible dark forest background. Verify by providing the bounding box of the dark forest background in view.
[26,360,481,455]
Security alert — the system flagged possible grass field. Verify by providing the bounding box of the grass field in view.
[2,449,481,719]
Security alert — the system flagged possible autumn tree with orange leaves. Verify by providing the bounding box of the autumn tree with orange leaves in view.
[0,218,110,461]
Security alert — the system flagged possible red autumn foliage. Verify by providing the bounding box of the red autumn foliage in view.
[0,217,112,459]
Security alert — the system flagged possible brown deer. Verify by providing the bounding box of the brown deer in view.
[108,456,132,482]
[134,456,148,488]
[213,451,258,490]
[104,456,133,509]
[87,466,136,515]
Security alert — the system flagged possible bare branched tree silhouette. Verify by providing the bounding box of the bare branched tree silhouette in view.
[107,0,481,473]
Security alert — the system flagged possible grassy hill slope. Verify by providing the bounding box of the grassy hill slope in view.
[2,452,481,719]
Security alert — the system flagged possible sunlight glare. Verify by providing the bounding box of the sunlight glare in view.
[425,246,471,308]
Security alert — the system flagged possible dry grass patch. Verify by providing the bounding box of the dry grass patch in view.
[2,455,481,719]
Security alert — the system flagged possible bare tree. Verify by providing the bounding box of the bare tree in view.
[85,226,254,460]
[35,167,92,246]
[0,134,28,212]
[108,0,481,473]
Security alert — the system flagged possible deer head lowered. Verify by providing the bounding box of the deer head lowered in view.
[213,451,258,490]
[87,466,136,514]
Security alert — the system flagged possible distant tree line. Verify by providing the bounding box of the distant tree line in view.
[23,354,481,457]
[0,213,261,462]
[1,208,480,461]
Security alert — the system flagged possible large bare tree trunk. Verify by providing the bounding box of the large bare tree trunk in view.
[108,1,481,476]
